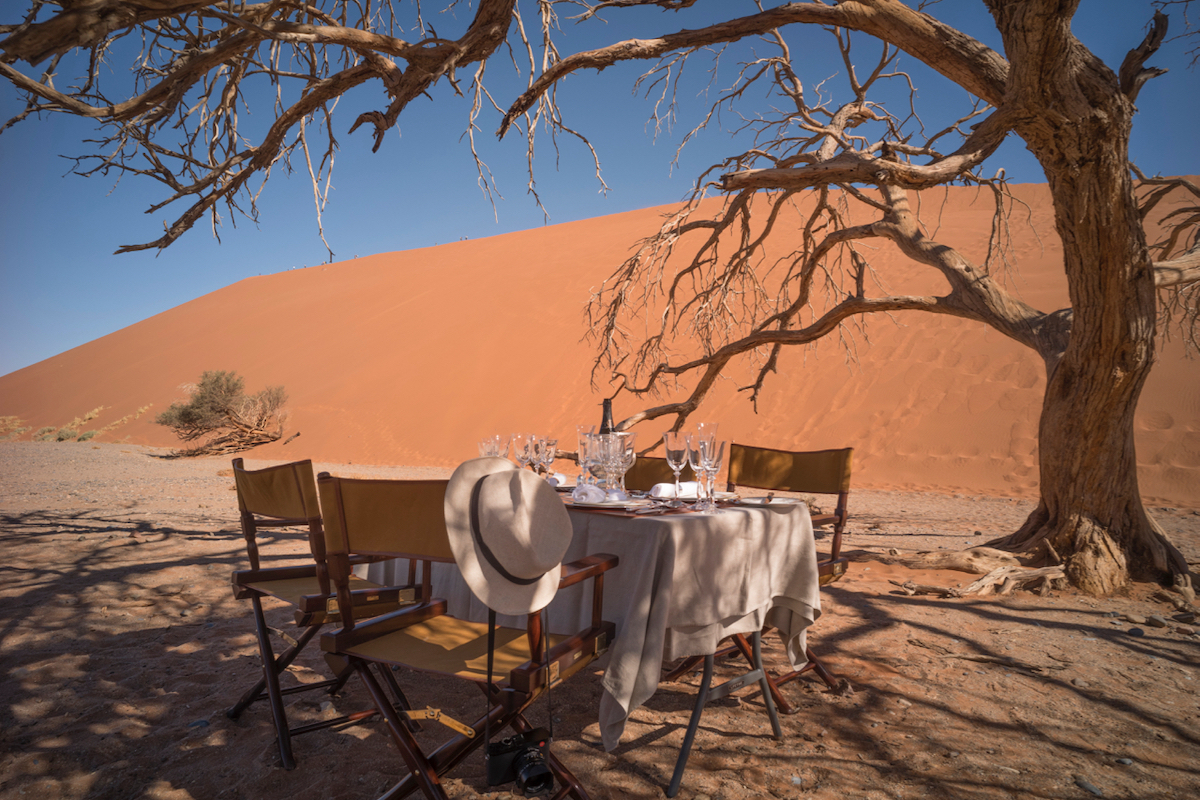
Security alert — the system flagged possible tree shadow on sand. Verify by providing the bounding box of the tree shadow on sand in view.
[2,505,1198,800]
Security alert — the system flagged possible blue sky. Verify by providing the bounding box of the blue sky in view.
[2,1,1198,377]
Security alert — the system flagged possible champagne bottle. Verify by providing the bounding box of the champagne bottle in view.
[599,398,614,434]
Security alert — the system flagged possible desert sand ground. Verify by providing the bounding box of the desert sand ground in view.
[2,441,1198,800]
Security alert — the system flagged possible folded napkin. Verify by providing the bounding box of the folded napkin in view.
[571,484,607,503]
[546,472,569,488]
[605,488,629,502]
[650,481,700,500]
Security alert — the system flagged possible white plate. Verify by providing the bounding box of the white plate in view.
[736,497,804,506]
[571,498,655,510]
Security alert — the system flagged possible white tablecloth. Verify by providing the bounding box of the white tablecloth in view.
[364,503,820,751]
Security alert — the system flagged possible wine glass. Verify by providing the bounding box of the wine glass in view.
[477,434,509,458]
[617,432,637,493]
[576,424,595,485]
[512,433,535,470]
[698,438,726,514]
[537,437,558,479]
[584,432,606,488]
[686,431,713,508]
[663,431,688,507]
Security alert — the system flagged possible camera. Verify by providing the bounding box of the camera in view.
[485,727,554,796]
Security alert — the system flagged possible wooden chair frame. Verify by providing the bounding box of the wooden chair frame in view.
[317,473,619,800]
[725,444,852,711]
[225,458,415,769]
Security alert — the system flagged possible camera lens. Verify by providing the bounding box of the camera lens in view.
[514,748,553,797]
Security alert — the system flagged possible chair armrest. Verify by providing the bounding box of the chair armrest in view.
[232,564,319,586]
[510,620,616,696]
[558,553,619,589]
[347,554,389,566]
[320,598,447,653]
[297,585,418,614]
[818,557,848,586]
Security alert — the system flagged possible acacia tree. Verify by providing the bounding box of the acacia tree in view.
[498,0,1200,597]
[2,1,1197,595]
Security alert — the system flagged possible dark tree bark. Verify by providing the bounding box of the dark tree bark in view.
[983,1,1188,594]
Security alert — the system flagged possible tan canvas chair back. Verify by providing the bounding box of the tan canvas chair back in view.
[320,477,453,562]
[726,444,852,562]
[232,457,325,576]
[234,458,320,523]
[318,476,452,631]
[726,445,852,496]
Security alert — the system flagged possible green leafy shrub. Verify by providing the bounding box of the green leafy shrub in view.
[55,427,77,441]
[33,426,55,441]
[78,431,98,441]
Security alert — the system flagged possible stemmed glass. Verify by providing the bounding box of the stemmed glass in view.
[685,431,712,508]
[477,434,510,458]
[576,424,595,485]
[697,438,726,514]
[600,431,636,494]
[535,437,558,478]
[511,433,535,470]
[663,431,689,507]
[584,432,607,488]
[617,433,637,493]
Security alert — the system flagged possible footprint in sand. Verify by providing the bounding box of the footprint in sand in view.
[1136,411,1174,432]
[961,354,991,376]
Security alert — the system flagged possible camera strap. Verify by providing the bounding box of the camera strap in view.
[485,608,496,748]
[483,607,554,751]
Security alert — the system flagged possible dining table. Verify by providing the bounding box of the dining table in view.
[363,494,821,752]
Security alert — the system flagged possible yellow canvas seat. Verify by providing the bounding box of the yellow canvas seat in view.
[225,458,416,769]
[318,470,618,800]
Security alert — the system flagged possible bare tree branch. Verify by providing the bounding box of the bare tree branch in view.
[1120,9,1170,101]
[3,1,524,253]
[498,0,1009,138]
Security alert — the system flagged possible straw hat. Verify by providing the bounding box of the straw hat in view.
[444,457,573,616]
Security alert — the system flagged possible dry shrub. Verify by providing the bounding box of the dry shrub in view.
[156,371,287,457]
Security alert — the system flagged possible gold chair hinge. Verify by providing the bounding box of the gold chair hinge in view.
[403,708,475,738]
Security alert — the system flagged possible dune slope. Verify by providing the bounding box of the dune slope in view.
[2,185,1196,505]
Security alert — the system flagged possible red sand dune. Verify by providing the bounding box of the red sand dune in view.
[2,184,1197,506]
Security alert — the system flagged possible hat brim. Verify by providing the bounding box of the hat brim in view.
[445,457,569,616]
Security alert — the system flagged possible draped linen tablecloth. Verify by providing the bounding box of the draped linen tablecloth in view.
[364,502,821,752]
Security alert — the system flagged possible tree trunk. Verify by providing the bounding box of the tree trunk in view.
[989,3,1190,595]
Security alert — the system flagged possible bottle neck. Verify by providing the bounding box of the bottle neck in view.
[599,400,613,434]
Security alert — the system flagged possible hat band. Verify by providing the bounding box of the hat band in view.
[469,480,544,587]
